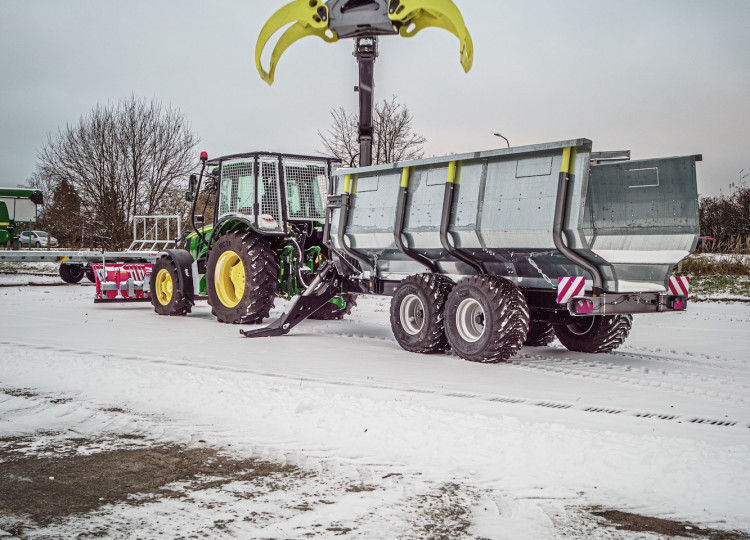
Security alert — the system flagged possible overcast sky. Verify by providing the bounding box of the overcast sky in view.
[1,0,748,196]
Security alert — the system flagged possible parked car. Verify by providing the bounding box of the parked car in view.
[18,230,58,248]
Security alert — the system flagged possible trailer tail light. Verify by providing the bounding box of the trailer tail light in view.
[573,298,594,314]
[668,296,687,311]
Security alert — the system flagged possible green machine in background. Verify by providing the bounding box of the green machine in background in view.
[0,187,44,249]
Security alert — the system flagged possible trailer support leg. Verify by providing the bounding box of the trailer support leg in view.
[240,262,342,338]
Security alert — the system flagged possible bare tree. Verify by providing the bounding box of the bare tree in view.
[318,95,425,167]
[35,96,198,249]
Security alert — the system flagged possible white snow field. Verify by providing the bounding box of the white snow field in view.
[1,275,749,538]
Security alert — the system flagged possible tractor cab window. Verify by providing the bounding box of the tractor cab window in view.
[218,161,254,215]
[284,165,326,220]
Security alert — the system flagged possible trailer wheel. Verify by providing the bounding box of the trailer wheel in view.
[85,265,96,282]
[309,294,358,320]
[554,315,633,353]
[444,276,529,363]
[524,320,555,347]
[390,274,454,354]
[151,255,192,316]
[59,263,85,284]
[206,231,279,324]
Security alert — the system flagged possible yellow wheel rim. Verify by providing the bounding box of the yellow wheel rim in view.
[215,250,246,308]
[155,268,173,306]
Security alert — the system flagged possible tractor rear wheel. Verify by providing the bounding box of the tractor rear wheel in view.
[59,263,85,284]
[206,231,279,324]
[524,320,556,347]
[390,274,454,354]
[553,315,633,353]
[444,275,529,363]
[151,255,192,316]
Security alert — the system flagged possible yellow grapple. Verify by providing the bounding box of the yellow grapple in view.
[256,0,473,85]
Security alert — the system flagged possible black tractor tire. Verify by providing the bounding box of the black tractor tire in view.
[390,274,455,354]
[309,294,358,320]
[59,263,85,284]
[150,255,192,316]
[524,320,556,347]
[554,314,633,353]
[206,231,279,324]
[444,275,530,363]
[85,266,96,282]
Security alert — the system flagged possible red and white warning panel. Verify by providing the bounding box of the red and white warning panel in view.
[557,276,586,304]
[669,276,690,298]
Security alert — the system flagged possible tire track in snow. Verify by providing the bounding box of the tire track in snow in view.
[616,346,750,370]
[2,339,748,432]
[279,327,750,407]
[508,353,749,406]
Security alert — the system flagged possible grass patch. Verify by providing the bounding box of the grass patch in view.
[675,253,750,299]
[689,275,750,299]
[675,254,750,299]
[679,253,750,277]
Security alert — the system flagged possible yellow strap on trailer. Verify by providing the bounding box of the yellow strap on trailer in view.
[560,147,578,175]
[447,161,461,184]
[401,167,411,188]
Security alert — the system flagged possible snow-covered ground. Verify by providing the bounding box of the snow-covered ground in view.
[1,270,749,538]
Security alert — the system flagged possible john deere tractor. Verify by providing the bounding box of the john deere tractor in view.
[149,151,355,323]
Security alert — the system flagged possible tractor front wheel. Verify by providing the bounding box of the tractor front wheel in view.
[151,255,192,316]
[206,232,279,324]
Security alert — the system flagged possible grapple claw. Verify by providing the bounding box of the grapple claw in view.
[256,0,338,85]
[388,0,473,72]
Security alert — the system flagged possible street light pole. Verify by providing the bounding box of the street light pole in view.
[493,132,510,148]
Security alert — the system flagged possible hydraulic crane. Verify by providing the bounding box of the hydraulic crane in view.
[255,0,473,166]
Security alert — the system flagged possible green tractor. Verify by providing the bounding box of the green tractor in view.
[0,187,44,249]
[149,151,355,323]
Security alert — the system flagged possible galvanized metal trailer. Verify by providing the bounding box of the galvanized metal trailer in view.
[244,138,700,363]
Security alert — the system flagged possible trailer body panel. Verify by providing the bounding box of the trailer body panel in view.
[329,139,699,294]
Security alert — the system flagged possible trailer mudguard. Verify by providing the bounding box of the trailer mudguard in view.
[163,249,195,301]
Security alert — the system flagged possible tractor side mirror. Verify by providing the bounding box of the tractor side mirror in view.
[186,174,197,202]
[195,214,205,225]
